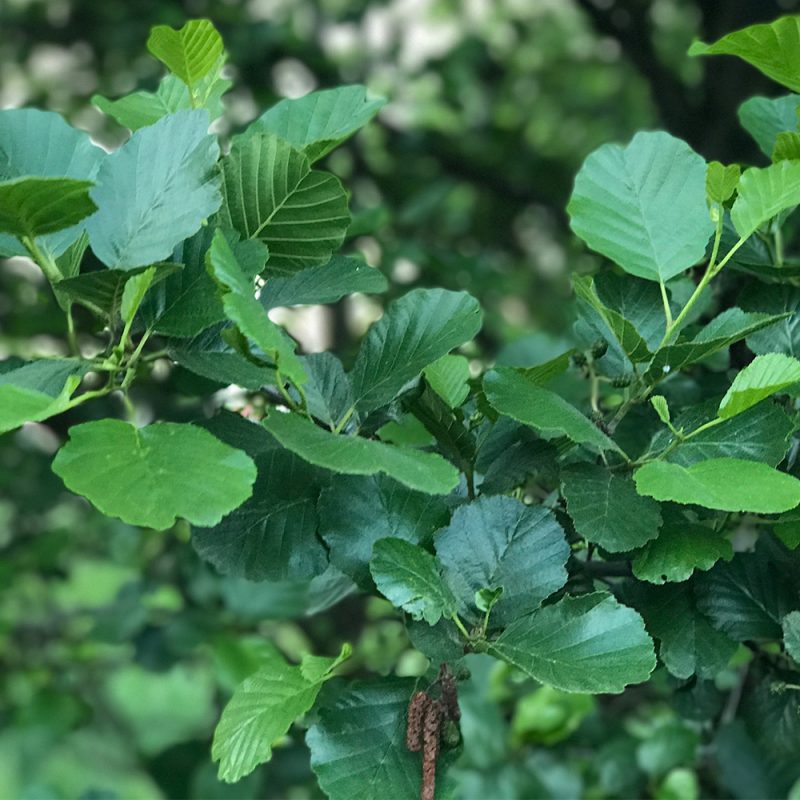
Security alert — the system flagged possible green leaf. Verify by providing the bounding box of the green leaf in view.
[250,85,386,163]
[92,75,192,130]
[0,108,105,257]
[370,538,457,625]
[206,228,306,386]
[689,17,800,93]
[567,131,713,282]
[147,19,224,91]
[423,354,471,408]
[628,582,736,680]
[306,679,423,800]
[740,283,800,356]
[783,611,800,662]
[0,177,96,240]
[719,353,800,418]
[572,275,652,362]
[262,411,459,495]
[0,358,89,434]
[435,495,569,627]
[350,288,482,416]
[561,463,662,552]
[730,160,800,238]
[86,110,221,269]
[696,546,797,640]
[300,353,354,429]
[634,458,800,513]
[319,474,449,588]
[773,131,800,162]
[706,161,741,205]
[647,308,790,378]
[218,132,350,274]
[484,367,622,454]
[57,263,181,320]
[488,593,656,694]
[738,94,800,158]
[659,400,794,467]
[52,420,257,528]
[260,255,387,309]
[167,324,277,390]
[651,395,671,425]
[632,521,733,584]
[192,445,328,581]
[213,643,350,783]
[139,226,265,337]
[120,266,157,324]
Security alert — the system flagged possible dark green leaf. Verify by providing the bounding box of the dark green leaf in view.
[561,462,662,552]
[435,495,569,627]
[488,593,656,693]
[260,256,387,309]
[319,474,449,588]
[350,288,482,416]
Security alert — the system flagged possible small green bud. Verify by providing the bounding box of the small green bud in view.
[590,338,608,358]
[612,373,633,388]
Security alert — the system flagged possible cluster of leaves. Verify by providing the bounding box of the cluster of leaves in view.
[7,14,800,799]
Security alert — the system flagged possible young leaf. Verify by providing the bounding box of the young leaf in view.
[706,161,740,205]
[0,358,89,434]
[634,457,800,513]
[488,593,656,694]
[300,353,354,429]
[350,288,482,416]
[650,395,670,425]
[307,679,424,800]
[250,85,386,163]
[689,17,800,93]
[738,94,800,158]
[120,266,157,324]
[0,177,96,240]
[773,131,800,162]
[718,353,800,418]
[561,463,662,552]
[484,367,622,454]
[260,256,388,309]
[632,522,733,584]
[86,110,221,269]
[147,19,224,92]
[262,411,460,495]
[213,643,350,783]
[370,538,457,625]
[423,354,471,408]
[319,474,449,588]
[730,160,800,238]
[567,131,713,282]
[192,446,328,581]
[52,420,257,529]
[434,495,569,627]
[206,228,306,387]
[218,132,350,274]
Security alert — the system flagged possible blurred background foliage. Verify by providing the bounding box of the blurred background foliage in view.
[2,1,800,797]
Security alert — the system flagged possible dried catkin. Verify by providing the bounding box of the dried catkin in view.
[438,664,461,722]
[421,699,444,800]
[406,691,429,752]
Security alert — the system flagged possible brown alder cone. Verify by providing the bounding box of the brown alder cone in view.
[421,699,444,800]
[406,691,429,752]
[438,663,461,722]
